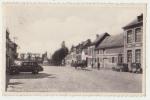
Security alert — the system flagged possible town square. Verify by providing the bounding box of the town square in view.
[7,66,142,92]
[4,4,145,94]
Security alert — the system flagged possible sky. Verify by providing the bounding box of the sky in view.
[3,3,146,55]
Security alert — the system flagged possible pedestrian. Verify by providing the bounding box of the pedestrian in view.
[97,62,100,70]
[94,61,97,68]
[91,63,93,68]
[75,61,78,69]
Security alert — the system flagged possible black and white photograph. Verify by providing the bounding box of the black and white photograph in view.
[2,3,146,95]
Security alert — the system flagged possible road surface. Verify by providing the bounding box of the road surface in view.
[7,66,142,92]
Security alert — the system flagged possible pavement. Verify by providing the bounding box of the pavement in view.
[7,66,142,92]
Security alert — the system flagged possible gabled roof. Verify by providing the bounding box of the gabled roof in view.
[91,32,110,46]
[96,33,124,49]
[82,39,91,48]
[75,43,82,49]
[123,14,143,30]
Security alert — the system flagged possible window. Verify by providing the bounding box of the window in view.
[135,28,142,42]
[97,50,99,54]
[127,50,132,62]
[127,30,132,43]
[112,57,115,63]
[97,58,99,63]
[118,54,123,63]
[135,49,141,63]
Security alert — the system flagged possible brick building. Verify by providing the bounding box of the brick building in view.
[122,14,143,70]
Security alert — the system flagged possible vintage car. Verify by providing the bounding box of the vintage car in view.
[131,63,142,73]
[72,60,87,69]
[9,61,43,75]
[112,63,128,72]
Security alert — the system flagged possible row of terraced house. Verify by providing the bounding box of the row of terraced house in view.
[65,14,143,71]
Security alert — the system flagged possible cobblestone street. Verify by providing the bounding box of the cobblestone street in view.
[7,66,142,93]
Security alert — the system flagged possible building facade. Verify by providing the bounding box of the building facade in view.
[123,14,143,70]
[81,39,91,61]
[87,33,110,68]
[65,39,91,66]
[96,34,124,69]
[65,46,77,66]
[6,29,18,71]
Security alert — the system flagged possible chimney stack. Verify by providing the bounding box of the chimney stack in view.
[96,34,99,38]
[137,14,143,22]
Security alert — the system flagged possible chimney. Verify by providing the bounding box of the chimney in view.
[96,34,99,39]
[137,14,143,22]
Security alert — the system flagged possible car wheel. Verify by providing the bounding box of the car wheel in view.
[32,69,38,74]
[15,70,20,74]
[9,71,14,75]
[13,69,19,74]
[9,70,16,75]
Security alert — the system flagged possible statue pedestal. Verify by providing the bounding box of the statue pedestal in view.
[43,60,48,64]
[42,52,49,65]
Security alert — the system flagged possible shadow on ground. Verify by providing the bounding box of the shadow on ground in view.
[8,82,23,85]
[8,73,56,79]
[75,68,92,71]
[81,68,92,71]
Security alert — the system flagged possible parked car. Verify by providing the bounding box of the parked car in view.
[112,63,128,72]
[72,60,87,69]
[9,61,43,75]
[131,63,142,73]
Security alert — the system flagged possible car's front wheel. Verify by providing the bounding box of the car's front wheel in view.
[9,69,19,75]
[32,69,39,74]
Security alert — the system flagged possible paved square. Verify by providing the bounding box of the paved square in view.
[7,66,142,92]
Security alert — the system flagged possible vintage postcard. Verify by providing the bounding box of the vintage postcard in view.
[1,3,146,96]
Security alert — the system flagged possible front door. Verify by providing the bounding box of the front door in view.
[103,58,109,68]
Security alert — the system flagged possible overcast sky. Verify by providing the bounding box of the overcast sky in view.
[3,4,146,55]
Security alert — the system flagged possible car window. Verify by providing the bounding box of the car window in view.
[23,62,28,66]
[23,62,30,66]
[22,62,38,66]
[14,60,22,66]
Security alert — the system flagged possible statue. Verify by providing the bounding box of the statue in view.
[43,52,48,65]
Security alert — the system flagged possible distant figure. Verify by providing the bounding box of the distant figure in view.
[94,61,97,68]
[97,62,100,70]
[75,61,78,69]
[91,63,93,68]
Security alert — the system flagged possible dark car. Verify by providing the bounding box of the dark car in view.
[9,61,43,75]
[112,63,128,72]
[73,60,87,69]
[131,63,142,73]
